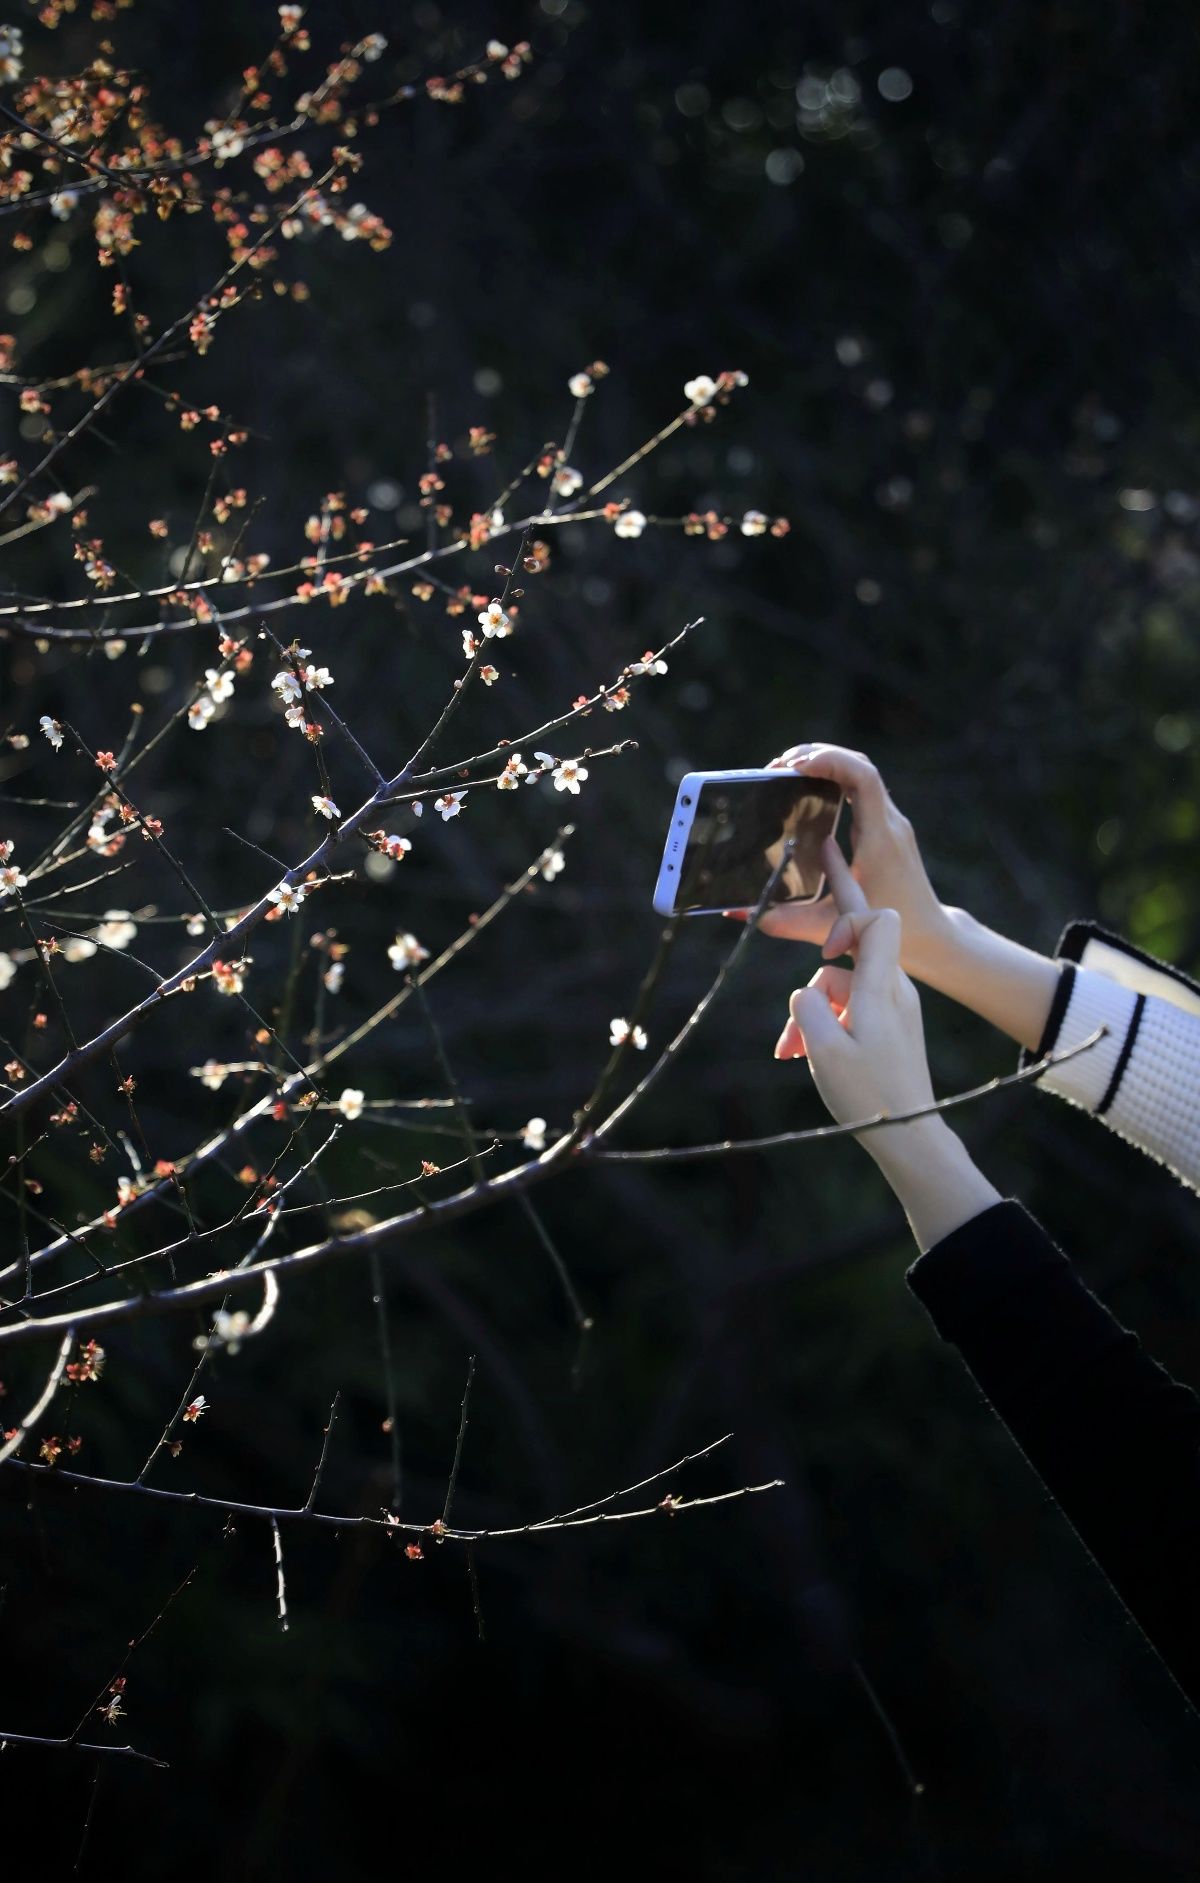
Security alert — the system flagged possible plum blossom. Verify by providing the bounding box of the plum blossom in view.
[303,664,333,690]
[0,951,15,989]
[210,1307,252,1354]
[272,669,302,704]
[435,791,466,820]
[188,696,216,731]
[497,754,527,791]
[479,664,499,686]
[267,880,307,914]
[96,912,136,950]
[389,932,430,971]
[61,937,97,963]
[337,1088,365,1121]
[462,629,480,660]
[324,959,344,994]
[684,375,717,407]
[740,510,769,536]
[0,863,28,897]
[568,372,594,398]
[521,1117,547,1150]
[198,1059,227,1090]
[629,650,668,676]
[311,794,340,820]
[614,509,647,539]
[552,464,583,497]
[382,834,411,859]
[211,959,247,996]
[478,600,510,638]
[552,759,588,795]
[205,667,235,702]
[540,848,566,881]
[182,1395,209,1421]
[39,715,63,750]
[49,189,79,219]
[609,1017,648,1050]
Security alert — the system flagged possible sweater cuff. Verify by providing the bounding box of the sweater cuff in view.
[906,1198,1067,1344]
[1035,966,1140,1114]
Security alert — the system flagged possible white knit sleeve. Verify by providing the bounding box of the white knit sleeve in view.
[1037,964,1200,1194]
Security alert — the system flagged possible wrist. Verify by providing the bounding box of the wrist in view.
[901,902,973,993]
[861,1113,1002,1255]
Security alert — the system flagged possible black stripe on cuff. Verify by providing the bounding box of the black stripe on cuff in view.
[1019,962,1077,1075]
[1095,991,1146,1118]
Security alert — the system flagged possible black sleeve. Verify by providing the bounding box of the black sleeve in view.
[907,1200,1200,1711]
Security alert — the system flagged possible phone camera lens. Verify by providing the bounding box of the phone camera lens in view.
[681,795,692,806]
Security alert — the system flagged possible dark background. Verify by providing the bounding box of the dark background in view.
[3,1,1200,1875]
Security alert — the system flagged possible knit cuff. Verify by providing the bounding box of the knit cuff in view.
[906,1198,1066,1344]
[1035,967,1141,1115]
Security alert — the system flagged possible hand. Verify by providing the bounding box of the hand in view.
[737,744,952,982]
[774,837,938,1146]
[775,838,1002,1249]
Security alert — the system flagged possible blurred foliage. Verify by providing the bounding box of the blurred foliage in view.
[3,0,1200,1877]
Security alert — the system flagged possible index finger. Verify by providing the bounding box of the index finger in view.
[820,834,868,918]
[768,745,889,816]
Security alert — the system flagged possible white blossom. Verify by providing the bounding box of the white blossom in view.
[272,669,302,704]
[39,715,63,749]
[382,835,411,859]
[478,600,510,638]
[609,1017,648,1050]
[188,696,215,731]
[197,1059,227,1091]
[684,375,717,407]
[267,880,307,914]
[324,959,344,994]
[521,1117,547,1151]
[552,464,583,497]
[96,912,136,950]
[0,864,28,897]
[210,1307,251,1353]
[434,790,466,820]
[0,951,16,989]
[311,794,340,820]
[740,510,769,536]
[205,667,235,702]
[552,759,589,795]
[497,754,527,791]
[388,932,430,972]
[49,189,78,220]
[568,372,593,398]
[462,629,480,660]
[61,937,97,963]
[186,914,206,937]
[303,664,333,691]
[479,664,499,686]
[540,848,566,881]
[337,1087,365,1121]
[629,652,668,676]
[614,509,647,538]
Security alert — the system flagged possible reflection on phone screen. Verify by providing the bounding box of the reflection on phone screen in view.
[677,778,840,911]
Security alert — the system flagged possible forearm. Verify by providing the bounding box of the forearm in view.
[863,1115,1002,1254]
[908,907,1061,1055]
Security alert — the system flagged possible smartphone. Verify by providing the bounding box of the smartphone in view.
[652,769,844,917]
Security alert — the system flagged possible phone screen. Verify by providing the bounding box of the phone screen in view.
[676,777,841,911]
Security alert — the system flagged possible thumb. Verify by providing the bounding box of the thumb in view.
[788,981,848,1061]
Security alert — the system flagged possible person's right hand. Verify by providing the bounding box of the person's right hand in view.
[741,744,951,980]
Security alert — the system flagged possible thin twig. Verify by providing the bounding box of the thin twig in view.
[442,1356,476,1528]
